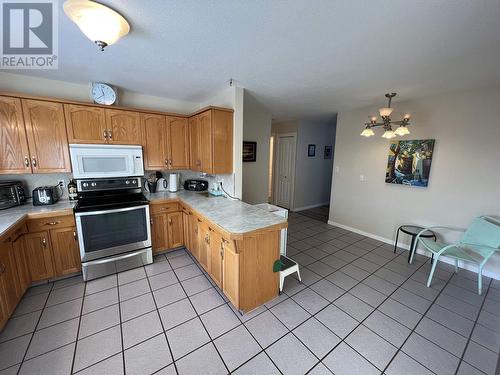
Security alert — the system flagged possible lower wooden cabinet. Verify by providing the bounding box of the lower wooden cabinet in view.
[0,242,20,324]
[151,213,169,254]
[50,228,81,276]
[24,231,55,282]
[167,212,184,248]
[222,240,239,308]
[197,220,210,271]
[209,229,223,288]
[188,213,200,260]
[12,237,30,298]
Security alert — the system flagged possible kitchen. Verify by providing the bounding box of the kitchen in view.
[0,87,289,362]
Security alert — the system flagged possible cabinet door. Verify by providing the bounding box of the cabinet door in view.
[50,227,81,277]
[24,231,55,282]
[105,109,141,144]
[141,113,167,169]
[198,110,213,173]
[64,104,107,144]
[12,237,30,298]
[189,214,200,261]
[0,96,31,174]
[0,241,20,316]
[197,221,210,271]
[212,110,233,174]
[182,211,190,252]
[167,212,184,248]
[222,241,239,308]
[209,230,223,288]
[151,213,169,254]
[167,116,189,169]
[22,99,71,173]
[189,116,201,171]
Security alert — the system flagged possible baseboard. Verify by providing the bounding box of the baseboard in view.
[328,220,500,281]
[292,202,330,212]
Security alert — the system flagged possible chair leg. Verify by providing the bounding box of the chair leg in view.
[296,267,302,282]
[478,265,483,295]
[454,259,459,273]
[427,255,439,288]
[409,238,418,264]
[279,273,284,293]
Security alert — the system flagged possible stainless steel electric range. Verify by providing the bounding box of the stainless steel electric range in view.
[74,177,152,281]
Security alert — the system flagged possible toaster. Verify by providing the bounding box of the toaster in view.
[183,179,208,191]
[32,186,62,206]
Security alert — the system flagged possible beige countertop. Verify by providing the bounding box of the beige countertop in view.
[0,191,286,238]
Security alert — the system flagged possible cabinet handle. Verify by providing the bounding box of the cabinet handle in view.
[165,159,168,166]
[220,244,224,259]
[108,130,112,139]
[24,157,30,168]
[31,156,37,168]
[150,218,153,225]
[0,263,5,275]
[45,221,60,226]
[73,231,77,241]
[103,130,108,140]
[168,218,172,225]
[42,237,47,247]
[169,159,172,165]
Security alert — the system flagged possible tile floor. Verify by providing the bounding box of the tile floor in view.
[1,212,499,374]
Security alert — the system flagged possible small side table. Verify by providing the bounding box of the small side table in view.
[394,225,437,263]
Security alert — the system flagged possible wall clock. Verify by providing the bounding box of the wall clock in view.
[90,82,117,105]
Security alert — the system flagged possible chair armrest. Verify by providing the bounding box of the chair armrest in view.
[412,226,466,253]
[459,242,499,251]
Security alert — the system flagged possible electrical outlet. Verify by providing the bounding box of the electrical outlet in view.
[359,174,366,182]
[58,179,66,190]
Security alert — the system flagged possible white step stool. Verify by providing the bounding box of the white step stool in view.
[279,255,301,293]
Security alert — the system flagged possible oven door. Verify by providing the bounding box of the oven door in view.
[75,204,151,262]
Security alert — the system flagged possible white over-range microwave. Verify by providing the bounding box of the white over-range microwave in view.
[69,144,144,179]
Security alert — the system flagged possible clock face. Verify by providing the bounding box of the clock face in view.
[91,83,117,105]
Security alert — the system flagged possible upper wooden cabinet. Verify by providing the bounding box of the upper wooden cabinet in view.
[0,96,31,174]
[142,114,190,170]
[65,104,107,144]
[22,99,71,173]
[105,109,141,145]
[189,109,233,174]
[167,117,190,169]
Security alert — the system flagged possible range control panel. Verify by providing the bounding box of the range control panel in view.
[77,177,141,192]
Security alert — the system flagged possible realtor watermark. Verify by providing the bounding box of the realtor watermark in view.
[1,0,58,69]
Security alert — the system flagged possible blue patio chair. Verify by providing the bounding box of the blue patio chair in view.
[410,216,500,295]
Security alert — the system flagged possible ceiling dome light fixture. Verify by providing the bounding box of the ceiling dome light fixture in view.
[63,0,130,51]
[361,93,411,138]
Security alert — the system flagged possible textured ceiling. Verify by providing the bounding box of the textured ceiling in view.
[11,0,500,120]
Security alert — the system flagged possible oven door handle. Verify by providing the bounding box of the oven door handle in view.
[75,204,149,217]
[83,248,150,266]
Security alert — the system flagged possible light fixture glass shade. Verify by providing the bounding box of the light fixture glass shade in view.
[64,0,130,48]
[360,127,375,137]
[381,130,396,139]
[378,107,394,117]
[394,125,410,136]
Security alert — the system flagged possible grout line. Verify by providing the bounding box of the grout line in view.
[69,280,86,374]
[15,282,54,375]
[454,278,494,375]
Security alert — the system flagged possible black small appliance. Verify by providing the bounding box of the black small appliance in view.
[183,179,208,191]
[32,185,62,206]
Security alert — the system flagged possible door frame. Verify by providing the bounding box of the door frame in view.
[273,132,297,210]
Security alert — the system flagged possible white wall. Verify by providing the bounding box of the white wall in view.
[329,86,500,278]
[294,119,336,210]
[242,91,272,204]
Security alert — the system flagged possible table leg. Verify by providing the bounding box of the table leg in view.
[408,236,416,263]
[394,227,401,253]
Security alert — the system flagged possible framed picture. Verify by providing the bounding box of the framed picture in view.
[324,146,332,159]
[385,139,435,187]
[308,144,316,157]
[242,141,257,162]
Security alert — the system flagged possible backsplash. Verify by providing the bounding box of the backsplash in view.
[0,174,72,199]
[0,171,237,199]
[144,170,236,196]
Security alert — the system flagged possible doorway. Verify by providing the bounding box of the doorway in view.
[272,133,297,209]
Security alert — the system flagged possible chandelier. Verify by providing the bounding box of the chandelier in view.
[361,93,411,139]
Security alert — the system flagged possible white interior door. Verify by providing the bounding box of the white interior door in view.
[274,133,296,209]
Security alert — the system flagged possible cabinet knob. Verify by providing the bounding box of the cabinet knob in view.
[45,221,60,226]
[103,130,108,140]
[31,156,37,168]
[0,263,5,275]
[24,157,30,168]
[108,130,112,139]
[73,231,77,241]
[41,237,47,247]
[165,159,168,166]
[169,159,172,165]
[150,218,153,225]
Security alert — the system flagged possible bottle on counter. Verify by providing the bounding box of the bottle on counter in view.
[68,179,78,200]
